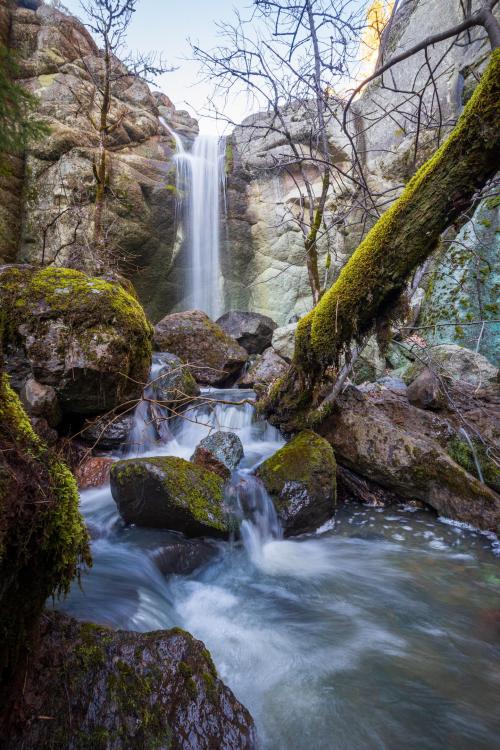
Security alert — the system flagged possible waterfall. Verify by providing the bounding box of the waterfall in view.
[164,120,226,319]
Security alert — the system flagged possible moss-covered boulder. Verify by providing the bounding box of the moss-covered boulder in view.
[0,373,90,710]
[153,310,248,385]
[257,431,337,535]
[110,456,229,537]
[152,352,200,410]
[5,611,256,750]
[0,265,153,416]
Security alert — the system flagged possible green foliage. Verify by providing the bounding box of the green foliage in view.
[0,42,48,172]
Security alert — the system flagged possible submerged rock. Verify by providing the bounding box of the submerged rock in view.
[5,611,256,750]
[0,266,153,416]
[150,538,218,576]
[110,456,229,537]
[216,310,277,354]
[191,431,244,472]
[238,347,289,393]
[257,430,337,535]
[153,310,248,385]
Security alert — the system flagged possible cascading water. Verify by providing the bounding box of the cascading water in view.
[165,121,226,318]
[60,359,500,749]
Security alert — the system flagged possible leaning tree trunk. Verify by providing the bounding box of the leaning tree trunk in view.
[293,48,500,379]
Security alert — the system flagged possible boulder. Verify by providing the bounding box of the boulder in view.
[191,431,244,472]
[110,456,229,537]
[191,447,231,481]
[257,430,337,535]
[1,266,153,416]
[153,310,248,385]
[152,352,200,409]
[403,344,498,388]
[7,611,256,750]
[81,413,134,451]
[271,323,297,362]
[353,336,387,384]
[150,538,218,576]
[238,347,289,392]
[318,385,500,532]
[74,456,113,490]
[407,368,445,410]
[20,377,61,426]
[216,311,277,354]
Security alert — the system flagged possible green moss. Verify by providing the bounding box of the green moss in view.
[111,456,228,533]
[257,430,336,512]
[293,49,500,376]
[485,195,500,210]
[447,436,500,492]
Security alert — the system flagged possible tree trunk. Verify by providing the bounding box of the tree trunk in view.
[93,43,111,263]
[293,48,500,379]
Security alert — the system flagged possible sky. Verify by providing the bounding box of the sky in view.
[61,0,261,134]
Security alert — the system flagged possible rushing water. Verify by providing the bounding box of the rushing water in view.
[60,369,500,749]
[165,123,226,318]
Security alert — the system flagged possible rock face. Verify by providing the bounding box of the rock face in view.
[216,311,277,354]
[20,376,61,426]
[6,610,256,750]
[154,310,248,385]
[4,1,198,320]
[191,431,244,472]
[418,181,500,363]
[257,430,337,535]
[318,385,500,532]
[0,265,153,416]
[238,347,289,393]
[110,456,229,537]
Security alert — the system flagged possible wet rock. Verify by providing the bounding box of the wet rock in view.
[20,377,61,427]
[271,323,297,362]
[238,347,289,393]
[257,430,337,535]
[150,538,218,575]
[407,368,445,410]
[81,413,134,451]
[403,344,498,388]
[337,466,406,507]
[6,611,256,750]
[191,446,231,481]
[75,456,113,490]
[216,311,277,354]
[153,310,248,386]
[110,456,229,537]
[317,385,500,532]
[191,431,244,472]
[0,266,152,416]
[152,352,200,409]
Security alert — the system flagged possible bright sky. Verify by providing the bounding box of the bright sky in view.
[61,0,259,134]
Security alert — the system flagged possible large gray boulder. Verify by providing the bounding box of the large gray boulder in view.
[257,431,337,536]
[216,311,277,354]
[110,456,229,537]
[152,352,200,409]
[153,310,248,386]
[403,345,498,388]
[7,611,256,750]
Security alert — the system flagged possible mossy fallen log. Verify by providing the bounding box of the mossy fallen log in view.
[294,48,500,379]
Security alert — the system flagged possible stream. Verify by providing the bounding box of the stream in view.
[60,358,500,750]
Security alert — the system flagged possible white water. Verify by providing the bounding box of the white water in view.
[166,123,226,318]
[60,362,500,749]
